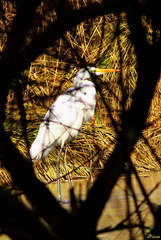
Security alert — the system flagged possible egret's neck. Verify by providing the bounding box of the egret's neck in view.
[73,77,81,87]
[73,79,95,88]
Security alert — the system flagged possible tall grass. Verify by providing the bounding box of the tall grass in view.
[1,3,161,185]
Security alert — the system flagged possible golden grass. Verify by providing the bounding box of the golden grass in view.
[0,5,161,185]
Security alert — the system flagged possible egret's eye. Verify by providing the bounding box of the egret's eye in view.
[89,69,96,74]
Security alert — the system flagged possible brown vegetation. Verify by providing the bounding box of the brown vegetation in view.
[0,0,160,239]
[1,8,160,186]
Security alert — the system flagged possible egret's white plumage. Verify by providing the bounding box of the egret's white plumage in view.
[30,71,96,160]
[29,66,118,202]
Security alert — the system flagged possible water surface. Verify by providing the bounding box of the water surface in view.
[2,171,161,240]
[47,171,161,239]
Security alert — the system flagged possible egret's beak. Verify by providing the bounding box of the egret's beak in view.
[95,68,120,73]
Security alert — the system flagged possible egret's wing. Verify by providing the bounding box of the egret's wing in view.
[30,88,85,160]
[76,81,97,123]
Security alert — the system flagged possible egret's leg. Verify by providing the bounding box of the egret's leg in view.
[63,145,72,189]
[56,146,63,201]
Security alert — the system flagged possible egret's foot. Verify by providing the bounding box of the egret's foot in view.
[59,199,70,204]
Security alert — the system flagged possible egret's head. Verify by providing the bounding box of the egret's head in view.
[74,67,119,86]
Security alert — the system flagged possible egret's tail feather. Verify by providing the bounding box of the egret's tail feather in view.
[30,141,53,160]
[29,142,44,160]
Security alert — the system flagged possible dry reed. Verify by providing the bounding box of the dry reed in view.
[0,2,161,186]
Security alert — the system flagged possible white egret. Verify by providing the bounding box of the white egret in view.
[30,66,118,202]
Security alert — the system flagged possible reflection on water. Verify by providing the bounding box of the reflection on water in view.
[47,171,161,240]
[2,171,161,240]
